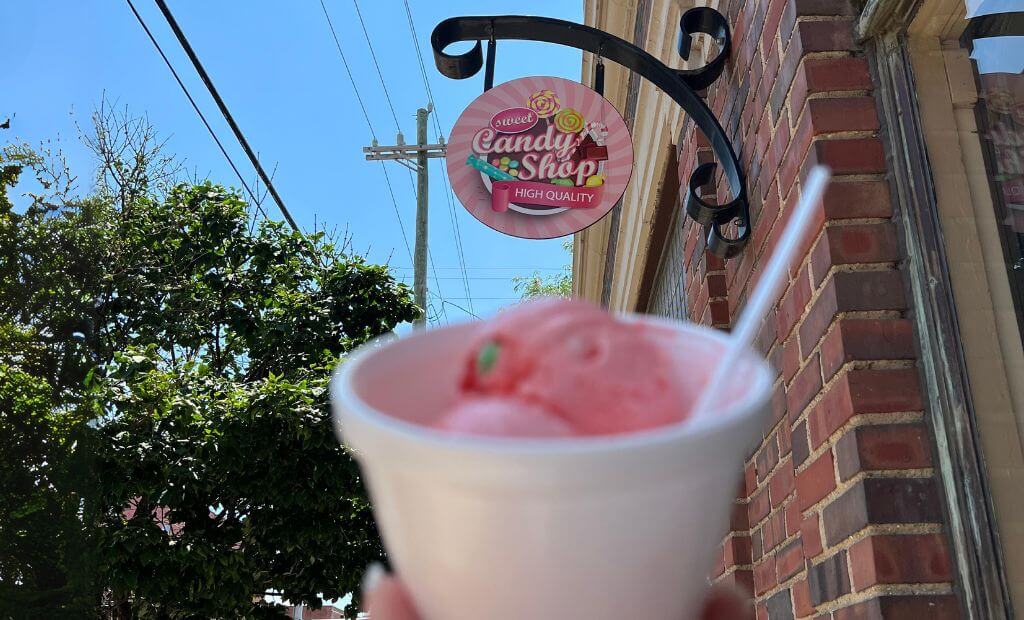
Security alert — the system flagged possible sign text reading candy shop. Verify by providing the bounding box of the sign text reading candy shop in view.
[447,76,633,239]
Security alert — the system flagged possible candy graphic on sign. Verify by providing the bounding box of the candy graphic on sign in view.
[527,89,561,118]
[554,108,585,134]
[448,76,633,239]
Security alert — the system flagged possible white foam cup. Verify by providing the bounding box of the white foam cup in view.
[331,315,773,620]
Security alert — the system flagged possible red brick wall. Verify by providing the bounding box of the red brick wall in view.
[283,604,347,618]
[676,1,961,617]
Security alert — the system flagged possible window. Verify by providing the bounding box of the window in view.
[964,11,1024,344]
[648,208,690,320]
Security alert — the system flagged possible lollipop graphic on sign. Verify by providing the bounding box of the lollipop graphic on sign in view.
[528,89,561,128]
[554,108,585,134]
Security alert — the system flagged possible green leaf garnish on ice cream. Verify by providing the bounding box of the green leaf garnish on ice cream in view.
[477,341,500,375]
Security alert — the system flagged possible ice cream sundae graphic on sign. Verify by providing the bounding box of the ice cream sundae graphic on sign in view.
[448,76,633,239]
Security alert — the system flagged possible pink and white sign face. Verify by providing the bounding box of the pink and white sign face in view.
[448,76,633,239]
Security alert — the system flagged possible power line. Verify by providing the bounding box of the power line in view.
[152,0,301,234]
[317,0,445,324]
[395,148,449,325]
[402,0,440,127]
[347,0,451,325]
[315,0,413,267]
[402,276,551,281]
[438,166,473,311]
[124,0,268,220]
[351,0,400,132]
[422,289,481,320]
[402,0,474,315]
[318,0,377,142]
[317,0,415,262]
[379,163,414,263]
[390,266,567,271]
[441,299,481,320]
[343,1,451,325]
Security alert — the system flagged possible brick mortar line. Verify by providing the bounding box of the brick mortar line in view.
[759,524,801,562]
[814,582,955,615]
[785,348,915,432]
[796,434,931,519]
[774,236,832,342]
[835,521,946,557]
[794,15,854,23]
[748,524,950,608]
[803,523,947,569]
[747,490,785,535]
[752,37,832,161]
[777,129,887,208]
[844,359,916,370]
[794,410,927,477]
[819,172,887,184]
[824,262,899,273]
[831,172,888,181]
[763,213,898,372]
[785,50,863,133]
[804,89,873,101]
[779,333,806,391]
[809,262,901,302]
[815,129,879,141]
[793,306,909,391]
[724,527,753,538]
[778,172,886,207]
[781,326,914,393]
[844,467,935,484]
[717,563,755,581]
[711,563,750,584]
[823,216,893,227]
[749,355,921,502]
[765,567,811,604]
[748,427,790,498]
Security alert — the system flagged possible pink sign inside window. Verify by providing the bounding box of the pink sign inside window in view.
[447,76,633,239]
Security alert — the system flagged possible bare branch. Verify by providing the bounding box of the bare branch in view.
[81,95,183,210]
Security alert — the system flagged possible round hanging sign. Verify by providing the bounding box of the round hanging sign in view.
[447,76,633,239]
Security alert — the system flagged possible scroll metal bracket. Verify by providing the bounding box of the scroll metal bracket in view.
[431,9,750,258]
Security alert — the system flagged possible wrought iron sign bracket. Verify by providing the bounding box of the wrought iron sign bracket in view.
[431,10,750,258]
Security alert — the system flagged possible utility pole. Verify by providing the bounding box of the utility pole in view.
[363,104,446,328]
[413,107,430,330]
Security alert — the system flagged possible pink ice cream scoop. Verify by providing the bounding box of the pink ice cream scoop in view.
[433,298,694,437]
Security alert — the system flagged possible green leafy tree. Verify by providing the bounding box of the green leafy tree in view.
[512,239,573,299]
[0,143,103,617]
[0,105,417,618]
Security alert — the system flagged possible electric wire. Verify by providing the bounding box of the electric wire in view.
[124,0,269,221]
[318,0,446,323]
[402,0,475,315]
[152,0,302,234]
[351,0,401,133]
[345,0,451,323]
[316,0,413,265]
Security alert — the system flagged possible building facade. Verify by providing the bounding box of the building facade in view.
[574,0,1023,617]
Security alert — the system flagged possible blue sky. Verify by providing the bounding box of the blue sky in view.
[1,1,584,325]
